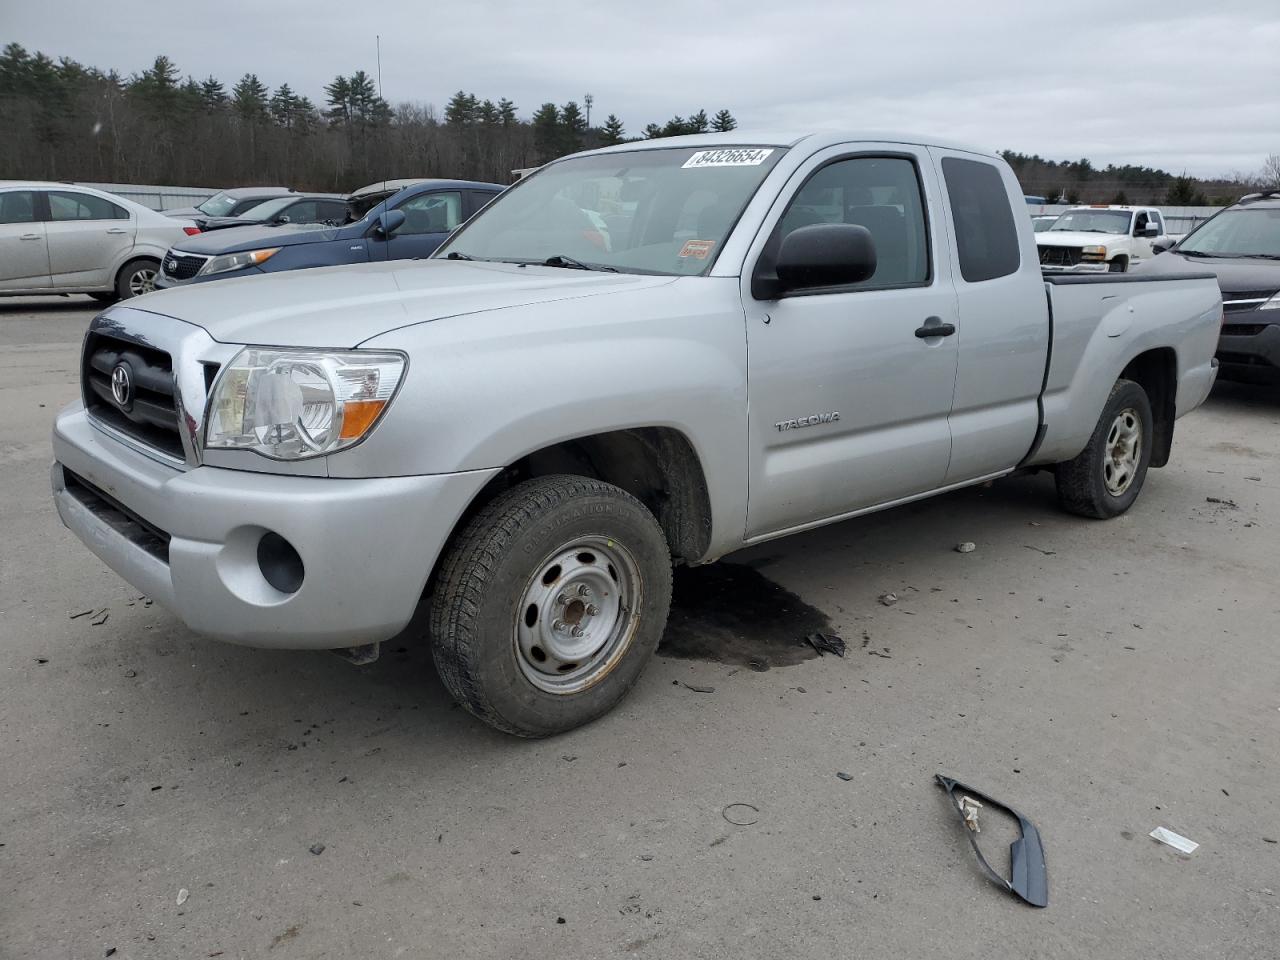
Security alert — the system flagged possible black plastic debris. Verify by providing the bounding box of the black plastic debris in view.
[804,634,846,657]
[935,774,1048,908]
[309,843,325,855]
[681,682,715,694]
[836,772,853,781]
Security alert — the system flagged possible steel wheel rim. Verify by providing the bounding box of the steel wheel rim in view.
[129,267,157,296]
[1103,407,1141,495]
[513,535,643,695]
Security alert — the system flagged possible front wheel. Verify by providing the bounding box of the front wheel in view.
[116,258,160,299]
[1055,378,1153,518]
[1108,257,1128,273]
[428,475,673,737]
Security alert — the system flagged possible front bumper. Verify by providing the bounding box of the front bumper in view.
[1216,320,1280,381]
[1039,261,1110,274]
[52,403,498,649]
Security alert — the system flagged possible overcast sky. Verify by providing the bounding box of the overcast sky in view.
[3,0,1277,177]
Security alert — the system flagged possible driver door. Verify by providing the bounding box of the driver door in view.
[742,146,959,539]
[378,191,463,260]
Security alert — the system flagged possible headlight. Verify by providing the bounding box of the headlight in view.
[1260,290,1280,311]
[204,348,407,460]
[198,247,281,277]
[1081,245,1108,260]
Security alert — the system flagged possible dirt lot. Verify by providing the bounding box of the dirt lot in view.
[2,296,1278,959]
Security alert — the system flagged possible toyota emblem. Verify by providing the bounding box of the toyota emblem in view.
[110,363,133,408]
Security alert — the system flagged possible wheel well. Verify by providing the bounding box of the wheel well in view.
[116,256,159,282]
[1121,347,1176,467]
[455,428,713,564]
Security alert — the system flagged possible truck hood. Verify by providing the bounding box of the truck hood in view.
[129,259,678,347]
[1134,249,1280,295]
[172,221,344,255]
[1036,231,1129,248]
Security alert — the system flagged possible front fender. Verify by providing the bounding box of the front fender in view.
[334,277,750,557]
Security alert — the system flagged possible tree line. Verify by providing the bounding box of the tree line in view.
[1000,150,1276,206]
[0,43,737,190]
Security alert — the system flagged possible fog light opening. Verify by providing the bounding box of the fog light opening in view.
[257,531,304,594]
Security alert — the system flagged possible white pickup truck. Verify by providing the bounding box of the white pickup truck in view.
[1037,204,1170,273]
[52,133,1221,736]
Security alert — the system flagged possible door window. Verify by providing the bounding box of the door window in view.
[940,157,1020,282]
[285,201,319,223]
[774,156,930,288]
[318,200,348,223]
[0,191,38,224]
[47,191,128,221]
[1134,211,1150,234]
[396,192,463,234]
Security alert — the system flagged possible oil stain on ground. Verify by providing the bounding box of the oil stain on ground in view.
[658,562,834,670]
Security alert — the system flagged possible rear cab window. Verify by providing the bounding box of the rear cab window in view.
[940,157,1020,282]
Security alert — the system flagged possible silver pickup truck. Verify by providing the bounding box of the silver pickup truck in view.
[52,132,1221,737]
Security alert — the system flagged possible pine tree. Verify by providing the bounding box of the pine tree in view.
[198,76,226,111]
[324,75,351,124]
[599,114,626,146]
[687,109,709,134]
[532,102,560,161]
[497,97,517,127]
[559,100,585,153]
[232,73,269,122]
[642,122,663,139]
[710,109,737,132]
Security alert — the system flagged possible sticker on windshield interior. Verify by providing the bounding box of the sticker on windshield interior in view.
[682,148,774,169]
[679,239,717,259]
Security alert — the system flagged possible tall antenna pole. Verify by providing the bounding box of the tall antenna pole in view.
[376,35,383,99]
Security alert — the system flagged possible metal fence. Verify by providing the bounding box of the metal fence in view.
[76,182,217,212]
[1027,203,1224,237]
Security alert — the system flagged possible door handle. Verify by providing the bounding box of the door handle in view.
[915,318,957,338]
[106,228,128,235]
[20,233,42,240]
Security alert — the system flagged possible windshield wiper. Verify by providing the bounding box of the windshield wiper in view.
[1235,253,1280,260]
[1178,249,1223,258]
[541,254,618,273]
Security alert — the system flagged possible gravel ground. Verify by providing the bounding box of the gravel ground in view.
[2,296,1278,959]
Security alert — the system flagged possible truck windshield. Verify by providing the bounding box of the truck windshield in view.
[1050,209,1132,234]
[435,145,787,275]
[196,192,239,217]
[1178,207,1280,257]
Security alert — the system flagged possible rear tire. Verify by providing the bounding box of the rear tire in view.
[115,258,159,299]
[1055,379,1153,518]
[429,475,673,737]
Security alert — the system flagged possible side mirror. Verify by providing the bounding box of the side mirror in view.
[1139,222,1160,238]
[272,214,290,225]
[374,209,406,238]
[766,223,877,296]
[1152,239,1173,255]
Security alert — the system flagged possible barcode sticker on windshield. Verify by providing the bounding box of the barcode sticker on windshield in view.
[682,148,774,169]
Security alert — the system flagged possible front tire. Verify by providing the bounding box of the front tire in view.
[115,258,159,299]
[429,475,673,737]
[1108,256,1128,273]
[1055,379,1153,518]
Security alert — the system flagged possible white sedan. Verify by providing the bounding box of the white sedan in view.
[0,182,200,301]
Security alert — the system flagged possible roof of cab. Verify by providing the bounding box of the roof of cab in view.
[576,130,998,160]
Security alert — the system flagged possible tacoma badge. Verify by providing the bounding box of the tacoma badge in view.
[775,411,840,431]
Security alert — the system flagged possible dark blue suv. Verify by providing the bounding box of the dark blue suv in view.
[155,179,504,289]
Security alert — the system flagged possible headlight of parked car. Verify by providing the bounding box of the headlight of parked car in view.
[198,247,282,276]
[1259,291,1280,311]
[1081,245,1107,261]
[204,348,407,460]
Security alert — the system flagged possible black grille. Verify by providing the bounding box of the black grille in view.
[1038,245,1084,267]
[163,253,207,280]
[82,331,185,459]
[62,469,170,563]
[1223,290,1277,313]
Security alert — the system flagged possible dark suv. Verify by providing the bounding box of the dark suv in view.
[1139,192,1280,382]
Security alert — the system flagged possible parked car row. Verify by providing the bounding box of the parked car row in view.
[0,177,504,302]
